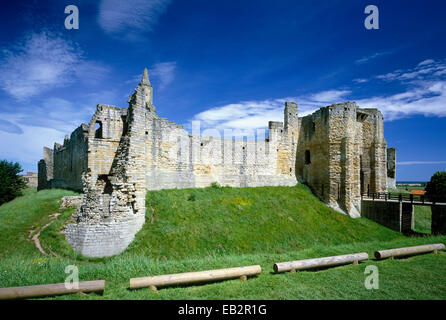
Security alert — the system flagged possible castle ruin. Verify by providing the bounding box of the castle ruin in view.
[38,69,396,257]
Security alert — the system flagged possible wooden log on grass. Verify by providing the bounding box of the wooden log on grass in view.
[273,252,369,273]
[0,280,105,300]
[129,265,262,290]
[374,243,445,260]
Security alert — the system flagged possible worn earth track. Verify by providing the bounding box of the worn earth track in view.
[28,213,60,255]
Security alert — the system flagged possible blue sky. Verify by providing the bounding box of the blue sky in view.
[0,0,445,181]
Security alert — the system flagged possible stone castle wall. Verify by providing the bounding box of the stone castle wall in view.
[38,125,88,191]
[20,171,38,187]
[295,103,388,217]
[144,104,298,190]
[387,147,396,189]
[38,96,298,195]
[37,69,395,257]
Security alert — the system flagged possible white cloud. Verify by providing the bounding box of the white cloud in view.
[149,61,176,89]
[0,88,122,172]
[98,0,171,39]
[357,59,446,121]
[191,90,351,132]
[190,59,446,133]
[0,119,23,134]
[375,59,446,82]
[355,52,391,65]
[418,59,435,67]
[0,124,66,171]
[0,32,109,100]
[398,161,446,165]
[309,90,351,103]
[0,32,79,100]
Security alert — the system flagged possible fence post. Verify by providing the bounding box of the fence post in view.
[410,193,413,203]
[398,194,402,202]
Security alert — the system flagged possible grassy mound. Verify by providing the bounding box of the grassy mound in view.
[128,184,402,259]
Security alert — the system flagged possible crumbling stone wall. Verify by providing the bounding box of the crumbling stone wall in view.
[38,69,394,257]
[21,171,38,187]
[38,147,53,190]
[38,125,88,191]
[63,70,151,257]
[144,102,298,190]
[296,103,388,217]
[387,147,397,189]
[39,76,298,194]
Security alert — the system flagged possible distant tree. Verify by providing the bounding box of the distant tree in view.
[425,171,446,202]
[0,160,27,206]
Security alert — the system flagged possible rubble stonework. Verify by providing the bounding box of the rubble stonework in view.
[295,103,390,217]
[20,171,38,187]
[387,147,397,189]
[38,69,395,257]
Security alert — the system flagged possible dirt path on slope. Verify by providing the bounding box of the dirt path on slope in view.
[28,213,60,255]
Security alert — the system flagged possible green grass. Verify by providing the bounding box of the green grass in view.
[413,206,432,234]
[1,185,446,299]
[0,187,78,258]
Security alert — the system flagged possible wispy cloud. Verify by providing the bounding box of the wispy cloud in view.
[353,78,368,84]
[0,31,109,100]
[0,88,122,172]
[149,61,176,89]
[355,51,391,65]
[191,90,351,131]
[375,59,444,82]
[0,119,23,134]
[357,59,446,120]
[0,123,66,170]
[398,161,446,165]
[192,58,446,133]
[309,90,351,103]
[98,0,171,40]
[0,32,79,100]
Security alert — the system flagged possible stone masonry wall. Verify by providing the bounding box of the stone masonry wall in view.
[144,110,297,190]
[387,147,397,189]
[38,69,393,257]
[296,103,388,217]
[37,147,53,190]
[63,69,149,257]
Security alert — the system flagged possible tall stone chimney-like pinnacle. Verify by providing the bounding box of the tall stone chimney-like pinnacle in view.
[141,67,151,85]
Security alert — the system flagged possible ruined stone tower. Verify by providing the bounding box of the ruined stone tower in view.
[63,70,153,257]
[295,103,388,217]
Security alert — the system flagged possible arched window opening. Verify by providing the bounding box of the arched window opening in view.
[94,121,103,139]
